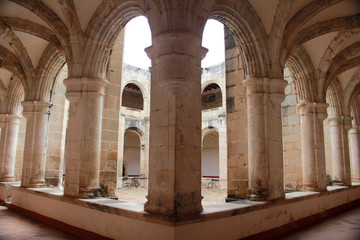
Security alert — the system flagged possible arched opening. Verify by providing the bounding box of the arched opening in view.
[202,130,219,178]
[202,83,222,110]
[46,63,69,187]
[121,83,144,110]
[114,15,151,202]
[123,130,141,177]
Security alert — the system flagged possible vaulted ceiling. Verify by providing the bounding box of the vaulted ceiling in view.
[0,0,359,114]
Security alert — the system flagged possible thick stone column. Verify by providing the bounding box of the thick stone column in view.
[328,116,352,186]
[243,77,287,201]
[21,101,51,187]
[297,101,328,191]
[144,31,207,216]
[0,114,21,182]
[349,126,360,182]
[63,78,107,198]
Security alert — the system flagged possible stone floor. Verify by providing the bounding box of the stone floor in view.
[0,206,78,240]
[117,187,228,205]
[280,205,360,240]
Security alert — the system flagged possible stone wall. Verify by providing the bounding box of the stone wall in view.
[282,67,302,192]
[99,31,124,197]
[202,91,222,110]
[14,117,25,182]
[45,65,68,187]
[224,28,248,198]
[324,116,333,180]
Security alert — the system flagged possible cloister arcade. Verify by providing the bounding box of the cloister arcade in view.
[0,1,359,239]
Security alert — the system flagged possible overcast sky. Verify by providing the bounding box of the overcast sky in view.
[123,16,225,69]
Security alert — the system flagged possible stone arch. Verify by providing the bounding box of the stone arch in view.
[202,127,220,178]
[0,21,34,83]
[281,0,345,63]
[342,68,360,117]
[201,80,224,94]
[283,14,360,64]
[36,45,66,102]
[121,83,145,110]
[322,42,360,100]
[123,128,143,177]
[351,95,360,126]
[122,80,148,98]
[7,79,24,115]
[201,83,222,110]
[82,1,147,78]
[9,0,71,58]
[286,46,316,102]
[326,81,343,117]
[316,30,357,101]
[1,17,61,48]
[208,1,269,78]
[202,126,219,142]
[0,46,26,89]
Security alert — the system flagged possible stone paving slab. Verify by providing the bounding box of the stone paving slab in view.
[0,206,78,240]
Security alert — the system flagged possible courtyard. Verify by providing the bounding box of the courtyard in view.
[117,187,227,206]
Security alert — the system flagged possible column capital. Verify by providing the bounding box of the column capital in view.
[0,114,5,127]
[328,115,353,128]
[21,101,51,119]
[349,125,359,134]
[0,113,22,122]
[145,31,208,96]
[242,77,287,104]
[147,31,206,59]
[64,77,108,102]
[242,77,287,94]
[297,101,328,119]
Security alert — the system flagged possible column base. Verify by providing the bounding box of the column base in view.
[79,186,100,198]
[144,202,203,218]
[332,180,346,186]
[302,184,326,192]
[0,176,15,182]
[248,188,268,201]
[28,178,46,188]
[352,178,360,183]
[144,193,203,218]
[226,194,247,202]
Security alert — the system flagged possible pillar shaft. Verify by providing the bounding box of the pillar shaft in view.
[63,78,107,198]
[0,114,21,182]
[329,116,352,186]
[349,126,360,182]
[21,101,51,187]
[144,31,207,217]
[243,77,287,201]
[297,102,328,191]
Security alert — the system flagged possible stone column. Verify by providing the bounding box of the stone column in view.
[21,101,51,187]
[63,78,107,198]
[218,123,228,190]
[297,101,328,191]
[140,142,147,177]
[328,116,352,186]
[144,31,207,216]
[0,114,21,182]
[243,77,287,201]
[349,126,360,182]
